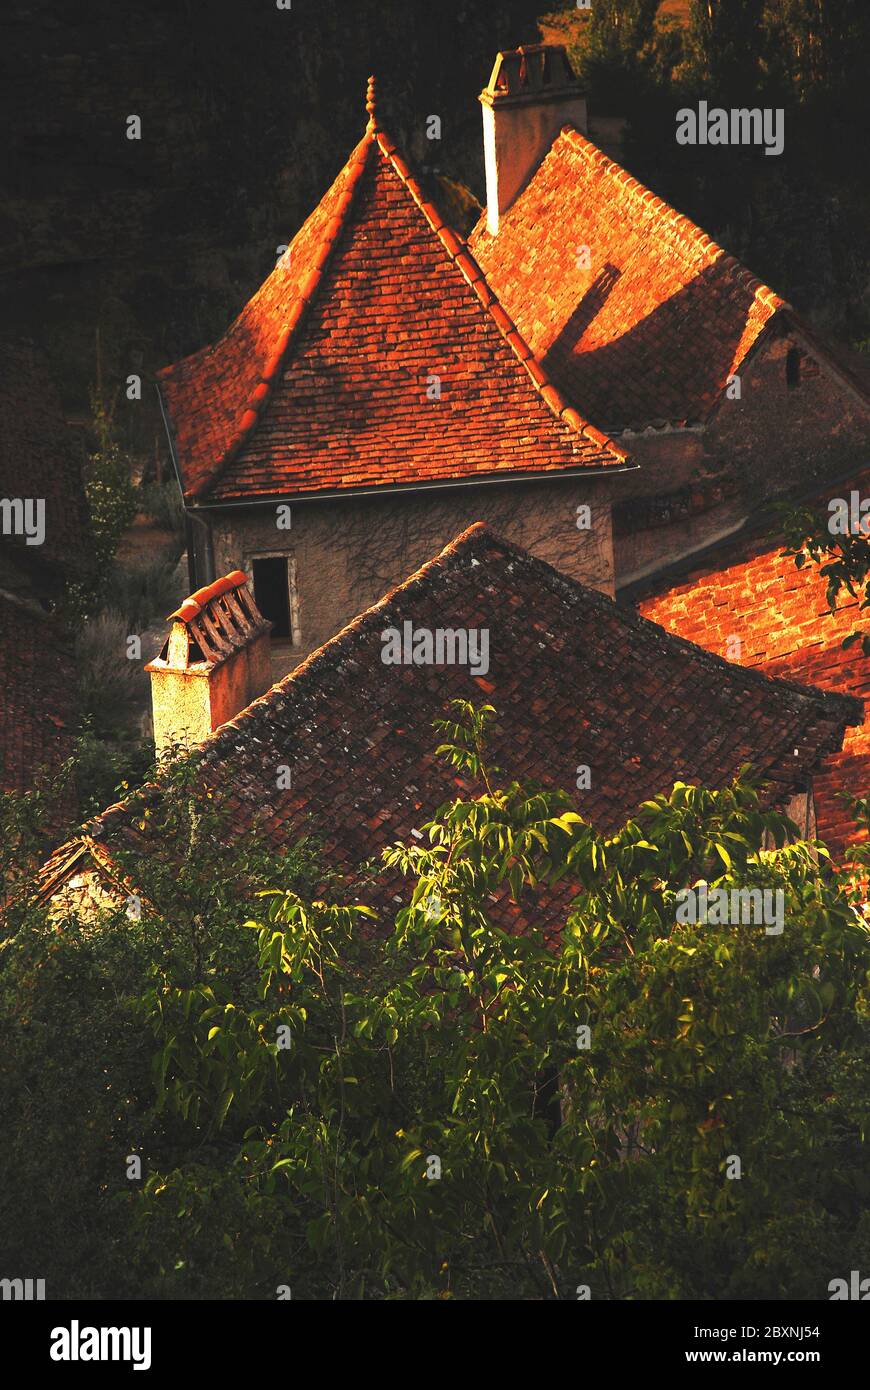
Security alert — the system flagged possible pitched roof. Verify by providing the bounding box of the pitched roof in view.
[469,125,794,433]
[38,524,859,936]
[0,340,92,582]
[0,591,76,798]
[157,97,629,504]
[632,483,870,861]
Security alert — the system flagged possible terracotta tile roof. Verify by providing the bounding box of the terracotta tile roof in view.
[0,591,76,798]
[157,98,629,503]
[634,488,870,861]
[0,340,92,581]
[39,524,858,938]
[468,125,791,433]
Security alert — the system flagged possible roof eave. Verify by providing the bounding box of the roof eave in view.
[183,457,640,512]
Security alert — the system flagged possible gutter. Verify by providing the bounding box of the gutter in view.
[184,458,640,514]
[154,382,185,507]
[155,381,214,586]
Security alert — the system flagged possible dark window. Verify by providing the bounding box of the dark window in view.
[786,347,801,389]
[252,557,291,638]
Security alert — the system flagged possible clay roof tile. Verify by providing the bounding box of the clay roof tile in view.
[469,124,799,432]
[158,118,629,502]
[41,525,859,938]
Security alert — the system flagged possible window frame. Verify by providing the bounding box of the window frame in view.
[247,551,301,647]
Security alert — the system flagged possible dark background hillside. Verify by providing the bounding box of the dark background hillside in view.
[1,0,867,461]
[0,0,546,445]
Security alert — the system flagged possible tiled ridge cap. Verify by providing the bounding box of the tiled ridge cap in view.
[48,521,860,869]
[374,127,629,463]
[557,125,791,318]
[110,519,867,800]
[33,831,150,908]
[437,524,860,735]
[169,569,248,623]
[186,132,377,501]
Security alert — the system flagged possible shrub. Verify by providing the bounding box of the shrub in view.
[72,728,154,821]
[74,610,149,735]
[139,481,186,538]
[65,445,140,623]
[104,554,184,633]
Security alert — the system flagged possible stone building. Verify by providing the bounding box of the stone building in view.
[158,44,869,680]
[156,67,636,679]
[37,525,859,929]
[470,50,870,588]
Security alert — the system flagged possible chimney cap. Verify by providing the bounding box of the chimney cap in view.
[173,569,248,622]
[146,570,271,675]
[481,44,580,108]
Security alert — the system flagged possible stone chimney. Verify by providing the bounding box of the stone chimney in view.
[146,570,272,756]
[480,44,587,236]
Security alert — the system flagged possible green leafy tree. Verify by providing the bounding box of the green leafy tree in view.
[552,0,670,112]
[0,755,324,1298]
[129,702,870,1299]
[64,374,139,625]
[686,0,769,95]
[780,502,870,656]
[4,704,869,1298]
[765,0,869,98]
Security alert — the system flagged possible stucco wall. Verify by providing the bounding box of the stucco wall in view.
[150,667,212,753]
[205,477,615,676]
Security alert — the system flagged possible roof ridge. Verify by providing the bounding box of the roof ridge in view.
[374,126,628,460]
[69,519,859,854]
[556,125,790,319]
[197,522,501,756]
[191,131,377,500]
[45,522,856,878]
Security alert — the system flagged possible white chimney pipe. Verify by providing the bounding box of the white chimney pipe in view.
[480,44,587,236]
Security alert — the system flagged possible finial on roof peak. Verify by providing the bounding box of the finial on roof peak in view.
[366,74,378,130]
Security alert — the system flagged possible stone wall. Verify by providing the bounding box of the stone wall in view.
[612,332,870,588]
[709,333,869,503]
[611,429,742,586]
[206,477,615,677]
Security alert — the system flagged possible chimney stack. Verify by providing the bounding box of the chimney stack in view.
[479,44,587,236]
[146,570,272,756]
